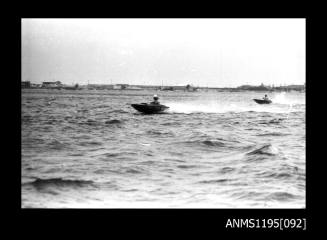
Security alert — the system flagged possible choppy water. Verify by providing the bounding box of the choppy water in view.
[21,89,305,208]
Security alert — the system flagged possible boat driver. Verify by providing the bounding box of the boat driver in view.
[151,95,160,104]
[263,94,269,100]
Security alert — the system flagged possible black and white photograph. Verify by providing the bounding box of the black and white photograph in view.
[21,18,305,208]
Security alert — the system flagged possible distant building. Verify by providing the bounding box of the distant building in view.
[237,84,269,91]
[127,86,142,90]
[63,83,79,90]
[185,84,198,92]
[31,83,41,88]
[21,81,31,88]
[113,84,129,90]
[160,86,174,91]
[42,81,63,88]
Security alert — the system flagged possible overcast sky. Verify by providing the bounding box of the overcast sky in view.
[22,18,305,87]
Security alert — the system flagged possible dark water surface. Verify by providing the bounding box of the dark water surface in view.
[22,89,305,208]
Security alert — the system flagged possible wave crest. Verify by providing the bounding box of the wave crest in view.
[246,144,278,156]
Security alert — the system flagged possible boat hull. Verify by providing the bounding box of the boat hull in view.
[131,103,169,114]
[253,99,272,104]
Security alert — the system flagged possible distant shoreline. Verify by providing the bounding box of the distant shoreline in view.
[21,87,305,93]
[21,81,305,92]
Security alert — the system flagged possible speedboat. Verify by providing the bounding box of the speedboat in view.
[253,99,272,104]
[131,103,169,114]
